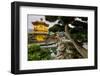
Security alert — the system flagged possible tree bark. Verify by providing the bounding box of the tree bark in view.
[64,24,87,58]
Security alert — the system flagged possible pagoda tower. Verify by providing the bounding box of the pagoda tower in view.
[32,18,49,42]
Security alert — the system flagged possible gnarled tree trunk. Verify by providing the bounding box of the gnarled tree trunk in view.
[64,24,87,58]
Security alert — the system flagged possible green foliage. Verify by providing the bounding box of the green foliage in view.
[28,44,51,61]
[40,48,51,60]
[70,32,87,43]
[69,20,88,43]
[28,44,41,60]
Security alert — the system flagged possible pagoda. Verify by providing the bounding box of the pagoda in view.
[32,18,49,42]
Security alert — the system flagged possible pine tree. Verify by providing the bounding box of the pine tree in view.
[45,16,88,58]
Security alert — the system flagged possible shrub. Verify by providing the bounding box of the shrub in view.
[28,44,51,61]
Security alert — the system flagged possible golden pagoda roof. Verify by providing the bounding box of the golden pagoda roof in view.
[32,21,49,27]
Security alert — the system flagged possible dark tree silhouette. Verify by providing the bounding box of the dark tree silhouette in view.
[49,24,64,32]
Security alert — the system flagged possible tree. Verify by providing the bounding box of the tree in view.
[70,20,88,43]
[49,24,64,32]
[28,44,51,60]
[45,16,88,58]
